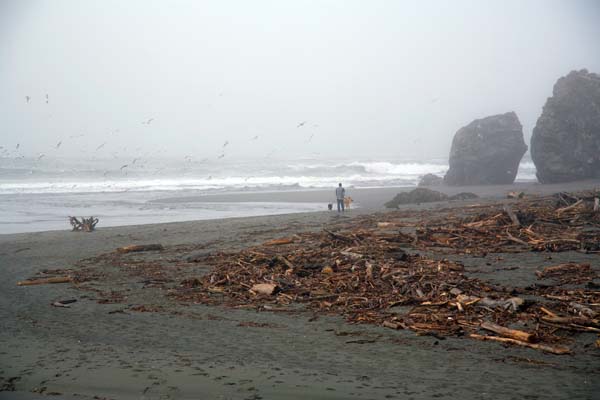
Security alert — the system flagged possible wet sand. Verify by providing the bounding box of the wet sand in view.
[1,183,599,399]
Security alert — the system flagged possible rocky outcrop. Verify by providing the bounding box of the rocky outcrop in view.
[384,188,447,208]
[444,112,527,185]
[418,173,444,187]
[531,69,600,183]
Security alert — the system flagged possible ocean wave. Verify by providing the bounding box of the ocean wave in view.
[0,159,538,194]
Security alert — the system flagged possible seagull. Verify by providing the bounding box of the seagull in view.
[37,153,45,160]
[15,143,19,149]
[45,94,49,104]
[223,140,229,148]
[55,141,62,149]
[95,142,106,151]
[142,118,154,125]
[217,153,225,159]
[120,164,128,170]
[132,158,139,164]
[251,135,259,140]
[25,96,31,103]
[297,121,307,128]
[306,133,315,143]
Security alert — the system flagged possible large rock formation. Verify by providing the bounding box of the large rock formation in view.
[444,112,527,185]
[531,69,600,183]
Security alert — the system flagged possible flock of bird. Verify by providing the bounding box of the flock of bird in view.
[3,93,322,184]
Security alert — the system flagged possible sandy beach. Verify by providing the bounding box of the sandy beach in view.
[1,182,599,400]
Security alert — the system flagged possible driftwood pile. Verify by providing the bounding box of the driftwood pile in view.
[413,191,600,254]
[45,191,599,355]
[171,191,598,354]
[69,216,99,232]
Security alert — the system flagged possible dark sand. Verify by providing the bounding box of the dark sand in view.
[1,182,600,399]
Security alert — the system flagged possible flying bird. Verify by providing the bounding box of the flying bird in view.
[16,143,20,149]
[55,141,62,149]
[306,133,315,143]
[95,142,106,151]
[120,164,128,170]
[45,94,49,104]
[142,118,154,125]
[37,153,45,160]
[217,153,225,159]
[251,135,259,140]
[297,121,307,128]
[25,96,31,103]
[223,140,229,148]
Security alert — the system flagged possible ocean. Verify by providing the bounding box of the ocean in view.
[0,156,537,234]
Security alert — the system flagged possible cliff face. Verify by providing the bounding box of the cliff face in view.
[531,69,600,183]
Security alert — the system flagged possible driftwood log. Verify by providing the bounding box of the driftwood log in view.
[116,244,164,253]
[69,216,99,232]
[17,276,73,286]
[480,321,538,343]
[469,334,570,355]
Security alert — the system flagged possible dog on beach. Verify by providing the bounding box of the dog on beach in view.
[344,196,353,209]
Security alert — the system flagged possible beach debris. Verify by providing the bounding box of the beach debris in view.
[264,238,294,246]
[116,244,164,253]
[69,216,99,232]
[480,321,538,343]
[70,190,600,355]
[250,283,279,295]
[51,299,77,308]
[469,334,570,355]
[17,276,73,286]
[507,191,525,199]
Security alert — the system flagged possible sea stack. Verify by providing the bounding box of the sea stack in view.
[531,69,600,183]
[444,112,527,185]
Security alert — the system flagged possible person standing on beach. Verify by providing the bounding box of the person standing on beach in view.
[335,183,346,212]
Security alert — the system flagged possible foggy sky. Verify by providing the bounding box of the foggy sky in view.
[1,0,599,161]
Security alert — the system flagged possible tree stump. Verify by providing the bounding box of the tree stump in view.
[69,216,99,232]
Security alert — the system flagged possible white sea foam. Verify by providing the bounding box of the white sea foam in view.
[0,158,537,194]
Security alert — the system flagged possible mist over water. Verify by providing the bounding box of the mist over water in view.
[0,1,597,233]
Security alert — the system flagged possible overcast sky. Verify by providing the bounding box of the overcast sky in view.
[1,0,599,161]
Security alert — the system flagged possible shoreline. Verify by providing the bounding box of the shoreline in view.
[2,179,600,236]
[1,181,599,399]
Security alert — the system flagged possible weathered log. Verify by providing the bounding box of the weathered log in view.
[541,315,600,328]
[276,255,295,272]
[324,229,354,243]
[264,238,294,246]
[250,283,279,295]
[480,321,538,343]
[506,230,529,247]
[469,334,570,355]
[503,205,521,226]
[116,244,164,253]
[556,199,583,214]
[17,276,72,286]
[383,321,405,330]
